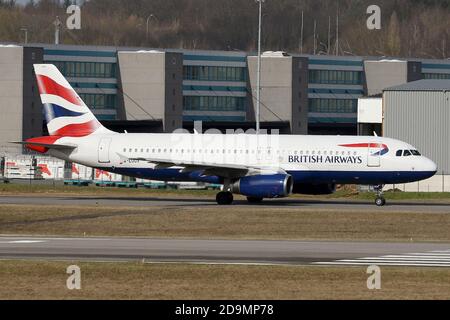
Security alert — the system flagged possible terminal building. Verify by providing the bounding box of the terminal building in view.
[1,43,450,156]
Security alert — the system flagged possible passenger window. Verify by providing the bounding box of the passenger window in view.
[404,150,412,156]
[396,150,402,157]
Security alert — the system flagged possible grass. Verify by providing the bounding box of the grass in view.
[0,183,217,197]
[0,260,449,300]
[1,204,450,242]
[2,183,450,202]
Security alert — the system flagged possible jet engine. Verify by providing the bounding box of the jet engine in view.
[231,174,293,198]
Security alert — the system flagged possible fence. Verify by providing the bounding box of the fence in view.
[385,173,450,193]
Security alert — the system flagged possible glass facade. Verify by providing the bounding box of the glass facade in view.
[79,93,117,110]
[423,73,450,79]
[51,61,117,78]
[309,99,358,113]
[309,70,363,85]
[183,66,246,82]
[183,96,246,112]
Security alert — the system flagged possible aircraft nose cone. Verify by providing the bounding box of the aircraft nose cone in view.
[423,157,438,175]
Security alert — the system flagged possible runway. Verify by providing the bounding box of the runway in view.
[1,195,450,212]
[1,236,450,267]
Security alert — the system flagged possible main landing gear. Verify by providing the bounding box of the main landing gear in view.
[216,191,234,205]
[374,185,386,207]
[216,179,234,205]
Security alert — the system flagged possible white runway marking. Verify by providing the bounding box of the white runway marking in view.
[314,250,450,267]
[0,240,47,244]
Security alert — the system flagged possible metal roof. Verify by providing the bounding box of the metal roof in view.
[384,79,450,91]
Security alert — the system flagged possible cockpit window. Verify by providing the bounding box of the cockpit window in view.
[397,149,421,157]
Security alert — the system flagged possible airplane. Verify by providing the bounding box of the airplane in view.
[13,64,438,206]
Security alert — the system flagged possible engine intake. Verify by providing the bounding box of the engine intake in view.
[231,174,293,198]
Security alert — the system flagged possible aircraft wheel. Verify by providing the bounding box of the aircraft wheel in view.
[247,197,264,204]
[375,197,386,207]
[216,191,234,205]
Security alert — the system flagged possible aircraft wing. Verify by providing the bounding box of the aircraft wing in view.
[117,153,285,179]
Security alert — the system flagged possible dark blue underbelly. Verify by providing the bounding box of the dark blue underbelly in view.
[104,167,435,185]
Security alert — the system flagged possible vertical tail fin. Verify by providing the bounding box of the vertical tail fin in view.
[34,64,111,137]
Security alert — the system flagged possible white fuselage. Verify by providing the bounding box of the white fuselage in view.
[49,133,437,186]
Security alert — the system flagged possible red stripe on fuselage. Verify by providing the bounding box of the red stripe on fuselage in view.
[339,143,388,149]
[52,119,101,137]
[36,75,82,106]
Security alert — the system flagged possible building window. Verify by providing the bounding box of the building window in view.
[183,66,246,82]
[79,94,117,110]
[309,70,363,85]
[423,73,450,80]
[183,96,246,112]
[50,61,117,78]
[309,99,358,113]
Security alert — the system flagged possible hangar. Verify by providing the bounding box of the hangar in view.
[382,80,450,192]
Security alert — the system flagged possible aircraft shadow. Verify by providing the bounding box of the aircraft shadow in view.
[67,196,450,208]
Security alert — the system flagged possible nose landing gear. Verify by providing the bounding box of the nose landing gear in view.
[374,185,386,206]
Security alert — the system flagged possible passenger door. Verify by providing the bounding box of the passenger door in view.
[98,138,112,164]
[367,143,381,167]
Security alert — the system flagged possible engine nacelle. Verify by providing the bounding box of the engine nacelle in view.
[231,174,293,198]
[292,183,336,195]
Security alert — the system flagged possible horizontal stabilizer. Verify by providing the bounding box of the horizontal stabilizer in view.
[11,139,77,153]
[11,141,76,150]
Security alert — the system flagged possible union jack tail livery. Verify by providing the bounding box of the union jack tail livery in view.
[34,64,110,137]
